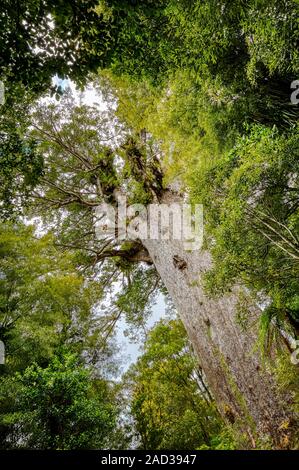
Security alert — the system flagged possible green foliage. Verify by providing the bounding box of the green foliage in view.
[125,319,222,449]
[190,124,299,336]
[266,351,299,448]
[0,222,109,372]
[115,0,298,86]
[0,86,44,220]
[0,0,122,220]
[100,1,299,132]
[0,0,114,92]
[275,352,299,416]
[0,351,117,449]
[0,222,124,449]
[243,0,299,82]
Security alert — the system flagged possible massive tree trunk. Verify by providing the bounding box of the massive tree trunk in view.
[142,191,294,449]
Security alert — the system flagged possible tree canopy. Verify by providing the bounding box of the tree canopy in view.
[0,0,299,451]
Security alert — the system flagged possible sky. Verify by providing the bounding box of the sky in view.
[116,293,167,373]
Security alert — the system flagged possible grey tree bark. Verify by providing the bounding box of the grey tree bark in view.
[142,191,294,448]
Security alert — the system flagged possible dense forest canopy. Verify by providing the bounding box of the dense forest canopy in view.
[0,0,299,451]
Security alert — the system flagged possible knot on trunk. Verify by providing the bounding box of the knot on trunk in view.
[173,255,187,270]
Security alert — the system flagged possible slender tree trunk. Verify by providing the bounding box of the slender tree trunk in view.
[142,191,294,448]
